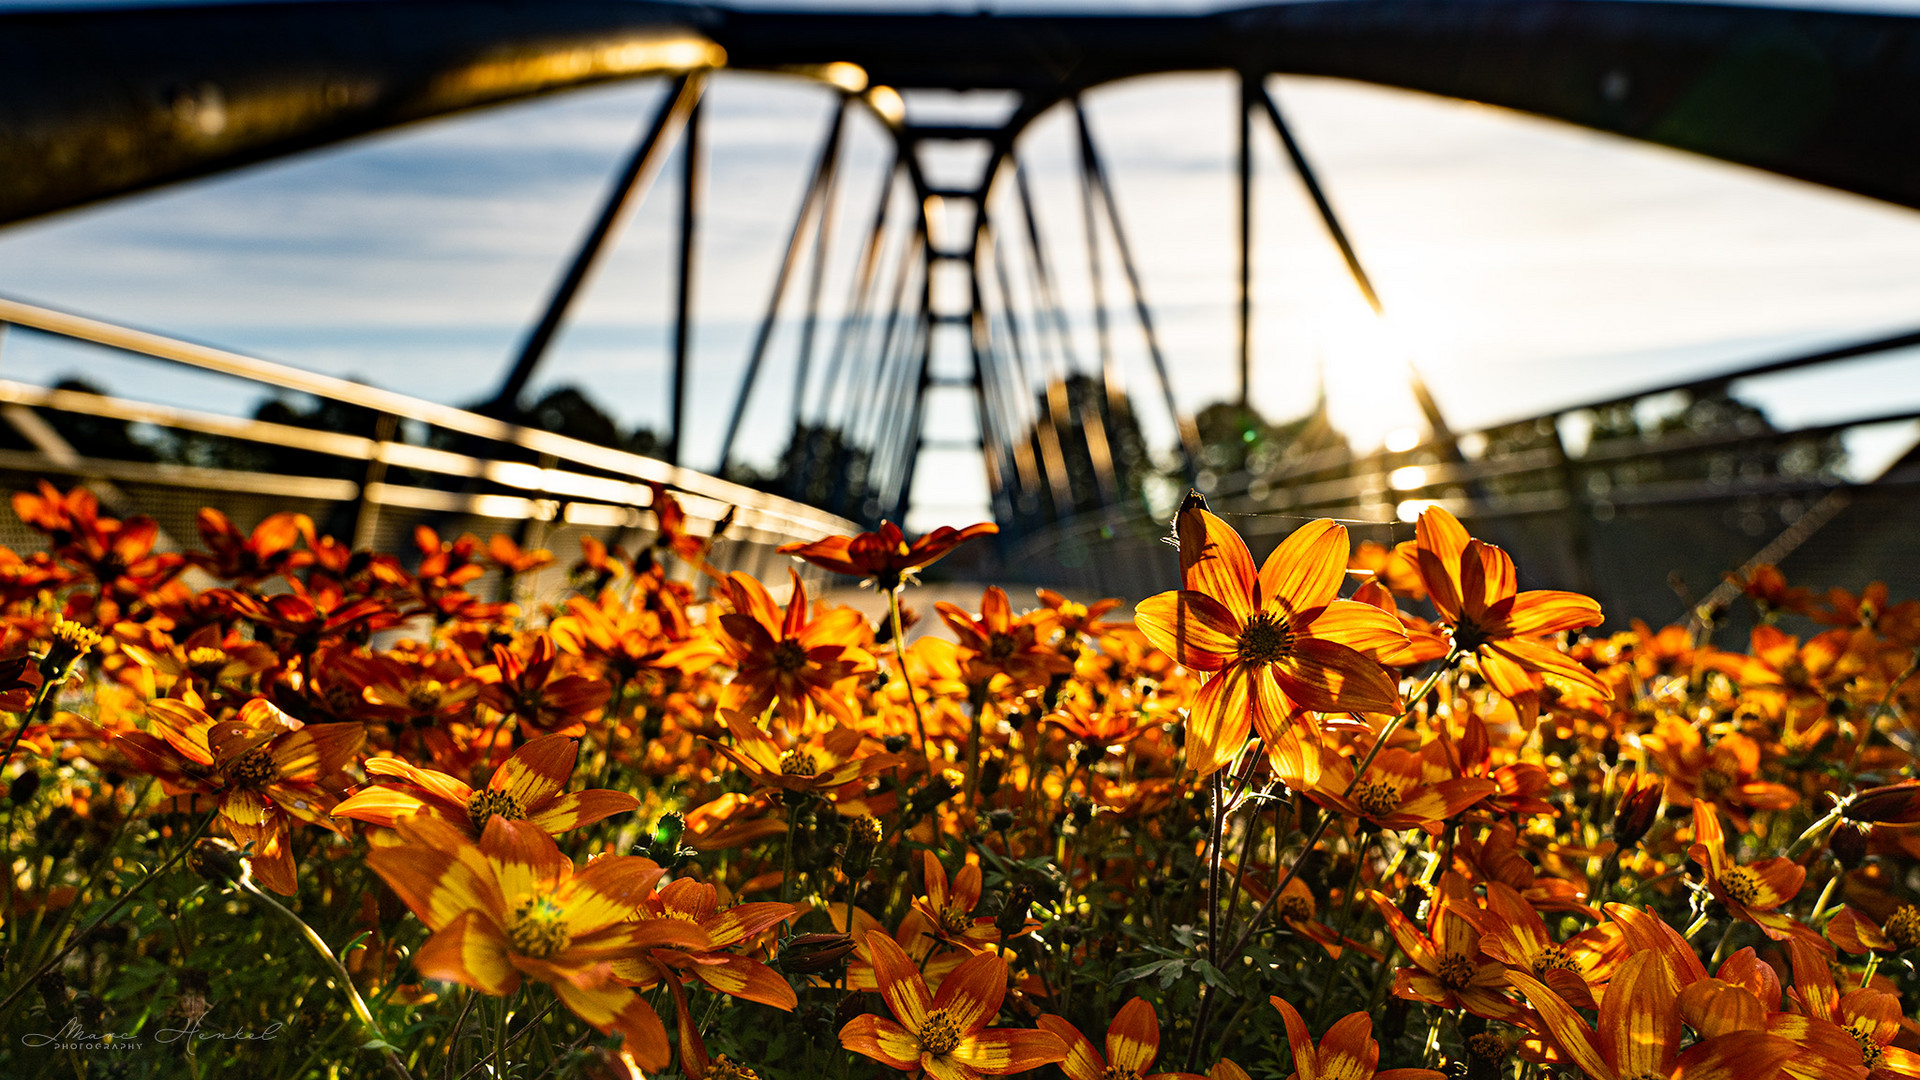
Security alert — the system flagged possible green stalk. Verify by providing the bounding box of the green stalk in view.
[235,873,413,1080]
[887,588,932,759]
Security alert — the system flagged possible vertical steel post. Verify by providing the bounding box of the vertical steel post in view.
[667,96,703,465]
[1237,72,1254,410]
[490,73,702,414]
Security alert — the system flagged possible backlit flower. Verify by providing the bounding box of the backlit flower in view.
[780,520,998,591]
[333,732,637,839]
[366,815,709,1071]
[1412,506,1608,728]
[1134,508,1406,777]
[838,930,1066,1078]
[1271,997,1446,1080]
[1037,996,1204,1080]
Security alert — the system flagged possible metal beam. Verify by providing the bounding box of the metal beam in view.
[1253,81,1381,315]
[491,73,703,413]
[18,3,1920,224]
[667,93,704,465]
[716,100,848,474]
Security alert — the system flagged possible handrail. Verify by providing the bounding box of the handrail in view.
[0,295,857,541]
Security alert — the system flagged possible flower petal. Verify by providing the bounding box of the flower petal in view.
[1135,591,1239,672]
[1177,506,1258,620]
[1259,519,1349,615]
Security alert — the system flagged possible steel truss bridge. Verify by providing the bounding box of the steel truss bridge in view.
[4,0,1920,621]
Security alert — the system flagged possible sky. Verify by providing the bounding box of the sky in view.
[4,1,1920,530]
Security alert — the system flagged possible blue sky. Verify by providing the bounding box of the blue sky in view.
[4,2,1920,527]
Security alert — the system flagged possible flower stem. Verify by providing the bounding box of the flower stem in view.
[237,874,413,1080]
[887,588,931,761]
[1184,652,1456,1069]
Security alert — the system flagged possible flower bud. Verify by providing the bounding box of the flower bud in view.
[187,838,248,885]
[8,768,41,806]
[773,932,855,976]
[1611,775,1662,849]
[995,883,1034,940]
[1846,780,1920,825]
[977,754,1004,796]
[841,814,883,879]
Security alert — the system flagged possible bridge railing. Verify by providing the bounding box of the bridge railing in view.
[1004,325,1920,628]
[0,294,857,594]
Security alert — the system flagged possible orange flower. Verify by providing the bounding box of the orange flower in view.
[332,733,637,839]
[1508,949,1800,1080]
[1372,872,1524,1023]
[716,569,874,728]
[1303,742,1495,836]
[936,586,1072,690]
[708,713,901,803]
[1689,801,1825,949]
[1787,938,1920,1079]
[1134,508,1407,777]
[1037,997,1204,1080]
[907,851,1004,955]
[474,634,611,738]
[365,815,708,1071]
[1412,506,1608,728]
[838,930,1066,1078]
[612,878,799,1010]
[780,520,998,591]
[1641,722,1796,829]
[1271,997,1445,1080]
[189,508,312,584]
[1473,881,1620,1010]
[113,697,362,894]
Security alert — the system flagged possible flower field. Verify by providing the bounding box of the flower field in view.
[0,478,1915,1080]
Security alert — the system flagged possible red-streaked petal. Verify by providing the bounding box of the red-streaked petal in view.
[524,789,640,835]
[414,909,518,995]
[1272,638,1402,715]
[1105,997,1161,1074]
[1272,997,1319,1080]
[1505,970,1609,1080]
[1456,539,1517,623]
[1134,591,1239,672]
[1259,519,1349,614]
[930,950,1008,1034]
[1497,589,1605,636]
[841,1014,922,1070]
[952,1027,1069,1073]
[1597,950,1679,1079]
[1415,506,1471,622]
[1184,665,1254,778]
[690,956,797,1011]
[489,733,578,808]
[364,755,474,806]
[1318,1010,1382,1080]
[866,930,931,1031]
[1178,507,1258,620]
[1036,1015,1105,1080]
[1302,600,1412,661]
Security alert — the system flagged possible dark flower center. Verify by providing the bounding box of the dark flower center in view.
[1354,780,1402,818]
[1532,946,1578,976]
[1236,613,1292,666]
[1697,767,1734,801]
[779,750,819,778]
[224,748,278,790]
[919,1008,962,1056]
[1719,866,1761,906]
[467,789,525,832]
[1437,952,1474,990]
[1885,904,1920,951]
[770,641,808,673]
